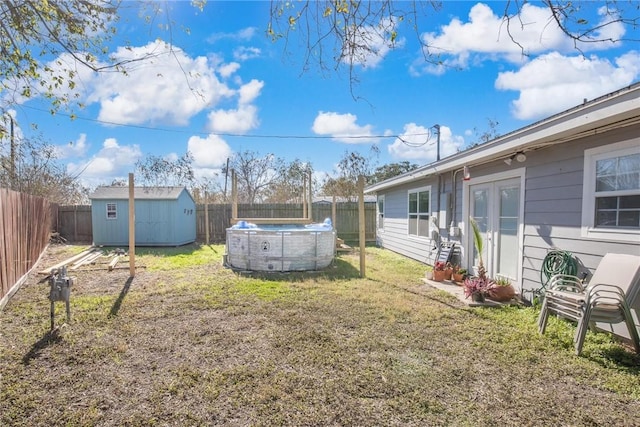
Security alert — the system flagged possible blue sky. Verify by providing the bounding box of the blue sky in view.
[3,1,639,190]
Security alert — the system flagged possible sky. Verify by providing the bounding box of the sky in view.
[2,1,639,191]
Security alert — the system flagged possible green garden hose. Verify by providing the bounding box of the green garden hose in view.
[539,249,578,291]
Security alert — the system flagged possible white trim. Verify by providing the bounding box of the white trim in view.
[407,185,432,240]
[462,168,526,292]
[376,194,385,232]
[581,137,640,243]
[106,202,117,220]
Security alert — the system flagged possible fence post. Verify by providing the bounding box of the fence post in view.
[358,175,366,278]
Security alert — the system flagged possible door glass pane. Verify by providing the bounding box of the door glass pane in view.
[471,188,489,272]
[497,186,519,279]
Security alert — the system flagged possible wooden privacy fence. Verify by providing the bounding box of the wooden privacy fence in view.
[57,202,377,244]
[0,189,52,307]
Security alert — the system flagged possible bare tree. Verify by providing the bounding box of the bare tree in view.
[321,147,379,200]
[225,150,285,204]
[266,159,313,203]
[0,122,86,203]
[135,152,195,188]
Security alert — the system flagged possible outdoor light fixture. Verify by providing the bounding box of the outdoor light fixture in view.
[504,152,526,165]
[463,165,471,180]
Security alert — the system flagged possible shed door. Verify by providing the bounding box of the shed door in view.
[469,178,521,281]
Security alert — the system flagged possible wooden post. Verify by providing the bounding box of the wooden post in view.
[308,169,313,221]
[358,175,365,278]
[231,169,238,221]
[128,173,135,277]
[204,190,210,245]
[302,173,307,219]
[332,195,337,230]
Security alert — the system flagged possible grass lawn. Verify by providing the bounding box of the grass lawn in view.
[1,244,639,426]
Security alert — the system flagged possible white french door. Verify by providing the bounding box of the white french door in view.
[468,177,523,282]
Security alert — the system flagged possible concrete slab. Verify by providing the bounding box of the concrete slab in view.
[421,278,511,307]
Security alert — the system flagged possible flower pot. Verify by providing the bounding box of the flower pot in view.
[425,270,434,280]
[488,284,516,302]
[471,292,485,303]
[433,269,446,282]
[452,273,464,283]
[444,268,453,280]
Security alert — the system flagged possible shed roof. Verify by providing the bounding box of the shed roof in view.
[89,186,190,200]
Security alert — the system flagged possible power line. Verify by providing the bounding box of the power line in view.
[20,104,436,143]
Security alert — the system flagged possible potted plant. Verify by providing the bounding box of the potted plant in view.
[469,217,487,281]
[452,268,466,283]
[487,276,516,302]
[444,262,454,280]
[425,265,434,280]
[432,261,446,282]
[463,276,492,302]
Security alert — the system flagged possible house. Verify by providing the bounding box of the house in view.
[365,82,639,312]
[89,186,196,246]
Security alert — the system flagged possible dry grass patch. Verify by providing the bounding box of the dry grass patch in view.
[1,244,639,426]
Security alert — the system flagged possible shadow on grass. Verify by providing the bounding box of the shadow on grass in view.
[108,277,134,318]
[22,328,62,366]
[231,257,362,282]
[597,346,640,369]
[101,243,208,258]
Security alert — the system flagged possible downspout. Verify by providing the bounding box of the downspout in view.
[451,168,463,235]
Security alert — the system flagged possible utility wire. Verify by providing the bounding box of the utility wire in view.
[21,104,436,144]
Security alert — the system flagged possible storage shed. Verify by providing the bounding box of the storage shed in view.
[89,186,196,246]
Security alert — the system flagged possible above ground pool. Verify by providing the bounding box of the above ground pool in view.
[225,219,336,272]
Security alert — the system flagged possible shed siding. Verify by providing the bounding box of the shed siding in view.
[90,187,196,246]
[91,200,130,245]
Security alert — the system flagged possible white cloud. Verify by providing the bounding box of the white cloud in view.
[68,138,142,186]
[495,51,640,119]
[218,62,241,78]
[207,27,257,43]
[187,134,232,168]
[233,46,261,61]
[411,2,627,76]
[388,124,463,162]
[311,111,379,144]
[207,105,259,134]
[54,133,89,159]
[83,40,234,126]
[206,79,263,133]
[238,79,264,104]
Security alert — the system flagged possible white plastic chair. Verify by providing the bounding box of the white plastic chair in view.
[538,253,640,355]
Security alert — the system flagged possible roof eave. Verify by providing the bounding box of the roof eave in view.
[366,83,640,194]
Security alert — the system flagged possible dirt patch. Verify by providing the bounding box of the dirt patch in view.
[1,244,639,426]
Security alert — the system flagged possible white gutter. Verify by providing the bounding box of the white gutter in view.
[366,83,640,194]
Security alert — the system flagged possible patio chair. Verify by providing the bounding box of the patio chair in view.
[537,253,640,355]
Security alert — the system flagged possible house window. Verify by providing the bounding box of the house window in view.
[377,195,385,229]
[408,187,430,237]
[582,139,640,242]
[106,203,117,219]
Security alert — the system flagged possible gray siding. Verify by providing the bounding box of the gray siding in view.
[377,177,441,263]
[520,126,640,300]
[375,124,639,303]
